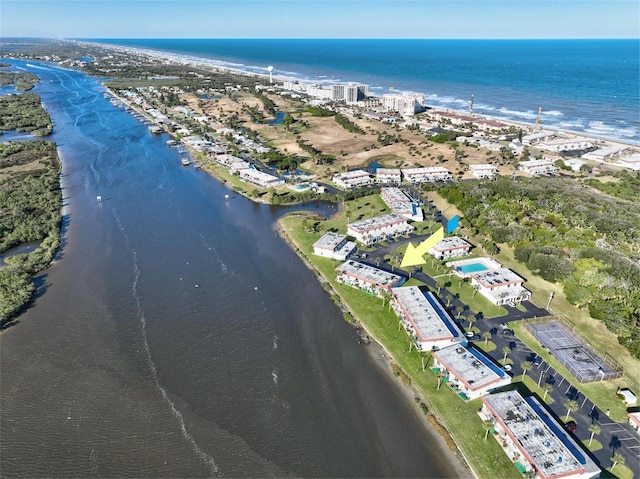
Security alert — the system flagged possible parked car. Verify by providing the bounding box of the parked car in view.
[564,421,577,433]
[503,364,512,372]
[500,322,509,329]
[502,329,515,336]
[532,356,543,366]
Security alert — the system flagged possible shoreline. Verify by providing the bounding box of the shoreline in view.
[274,219,474,479]
[75,39,640,149]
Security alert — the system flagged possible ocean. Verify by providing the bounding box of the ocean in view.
[88,38,640,145]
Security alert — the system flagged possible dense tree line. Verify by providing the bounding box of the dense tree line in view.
[0,141,62,326]
[305,106,335,117]
[439,176,640,357]
[253,91,276,116]
[263,149,298,171]
[334,114,365,134]
[429,130,463,143]
[0,92,53,136]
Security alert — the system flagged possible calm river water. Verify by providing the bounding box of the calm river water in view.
[0,61,459,478]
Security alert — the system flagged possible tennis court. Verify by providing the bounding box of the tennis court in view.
[527,321,621,383]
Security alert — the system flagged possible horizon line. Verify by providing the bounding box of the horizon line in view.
[2,36,638,42]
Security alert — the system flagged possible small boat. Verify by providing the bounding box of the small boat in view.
[193,161,202,169]
[166,139,177,146]
[181,158,190,166]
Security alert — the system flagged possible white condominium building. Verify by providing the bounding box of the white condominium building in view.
[335,260,404,297]
[238,168,284,188]
[391,287,463,351]
[469,268,531,306]
[432,344,512,401]
[382,93,425,116]
[429,236,472,260]
[380,187,423,221]
[332,83,368,103]
[332,170,373,189]
[347,213,414,246]
[402,167,452,183]
[312,232,356,261]
[582,145,629,162]
[468,164,498,178]
[522,131,556,145]
[518,159,559,175]
[538,138,593,152]
[480,391,600,479]
[375,168,402,184]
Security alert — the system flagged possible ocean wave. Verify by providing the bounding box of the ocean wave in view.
[497,107,538,120]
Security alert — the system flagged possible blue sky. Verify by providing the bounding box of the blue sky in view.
[2,0,638,39]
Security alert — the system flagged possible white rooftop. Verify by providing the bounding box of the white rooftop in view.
[519,158,555,167]
[469,163,497,171]
[484,391,600,479]
[402,166,451,174]
[376,168,401,176]
[334,169,370,179]
[432,236,471,252]
[434,344,508,391]
[392,287,462,343]
[336,260,404,288]
[471,268,525,287]
[313,232,347,251]
[347,213,409,234]
[381,187,412,203]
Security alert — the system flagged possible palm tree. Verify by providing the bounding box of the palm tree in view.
[502,346,511,363]
[564,399,579,421]
[467,316,477,333]
[483,419,493,439]
[436,369,446,390]
[542,383,553,402]
[588,424,601,446]
[420,351,430,372]
[610,452,625,471]
[482,331,492,346]
[520,361,532,381]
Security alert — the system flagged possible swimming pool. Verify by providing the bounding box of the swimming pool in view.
[457,262,489,274]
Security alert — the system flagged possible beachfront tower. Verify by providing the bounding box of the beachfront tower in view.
[267,66,274,84]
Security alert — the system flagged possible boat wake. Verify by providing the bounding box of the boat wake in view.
[115,211,223,478]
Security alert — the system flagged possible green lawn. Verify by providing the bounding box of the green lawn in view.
[280,214,522,479]
[582,439,603,452]
[604,464,634,479]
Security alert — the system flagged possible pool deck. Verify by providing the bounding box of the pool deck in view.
[446,257,502,278]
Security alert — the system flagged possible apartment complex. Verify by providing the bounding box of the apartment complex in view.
[391,287,463,351]
[347,213,414,246]
[312,232,356,261]
[432,344,512,401]
[481,391,600,479]
[335,260,404,297]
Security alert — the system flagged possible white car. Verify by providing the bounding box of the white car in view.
[503,364,512,372]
